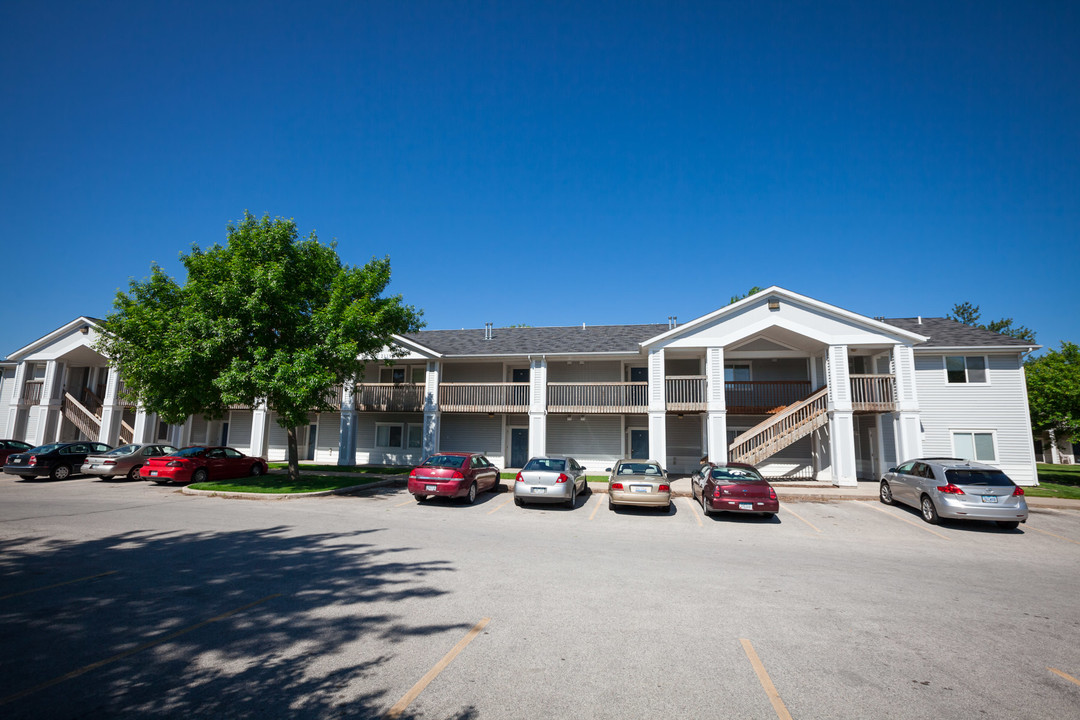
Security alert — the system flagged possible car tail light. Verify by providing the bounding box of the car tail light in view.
[451,471,464,480]
[936,483,965,495]
[409,468,419,478]
[1012,486,1025,496]
[769,488,777,500]
[103,460,116,465]
[611,482,624,490]
[556,473,569,483]
[515,472,524,483]
[28,456,37,466]
[658,484,670,492]
[167,460,184,467]
[713,487,721,497]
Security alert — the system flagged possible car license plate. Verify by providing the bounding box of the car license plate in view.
[739,503,753,510]
[11,458,22,464]
[982,495,998,503]
[531,487,546,494]
[425,484,436,491]
[631,485,650,493]
[149,470,158,476]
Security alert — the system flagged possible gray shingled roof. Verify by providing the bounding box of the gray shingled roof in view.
[883,317,1035,348]
[402,324,668,356]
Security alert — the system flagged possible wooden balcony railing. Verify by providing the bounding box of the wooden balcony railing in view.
[666,376,706,411]
[729,387,829,465]
[726,380,812,414]
[62,392,101,441]
[21,380,44,405]
[849,374,895,412]
[439,383,529,413]
[356,383,425,412]
[547,382,648,413]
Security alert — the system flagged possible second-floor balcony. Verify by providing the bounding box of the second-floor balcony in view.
[439,382,530,413]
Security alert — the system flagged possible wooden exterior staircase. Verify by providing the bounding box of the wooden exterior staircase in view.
[728,386,829,466]
[61,390,134,445]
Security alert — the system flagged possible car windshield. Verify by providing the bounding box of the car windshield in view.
[712,468,763,482]
[106,444,140,456]
[28,443,63,454]
[945,469,1015,487]
[617,463,662,475]
[174,447,207,458]
[524,458,566,472]
[423,455,466,469]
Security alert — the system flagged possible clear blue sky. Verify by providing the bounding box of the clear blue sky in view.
[2,1,1077,356]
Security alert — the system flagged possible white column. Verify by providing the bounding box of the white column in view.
[826,344,857,486]
[251,400,270,459]
[422,361,441,458]
[705,346,727,463]
[647,348,667,465]
[133,408,154,443]
[527,356,547,458]
[891,344,922,462]
[6,361,29,442]
[35,360,63,445]
[97,367,122,445]
[337,379,357,465]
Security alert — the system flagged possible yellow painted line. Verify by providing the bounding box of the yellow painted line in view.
[588,493,604,521]
[685,498,703,527]
[740,639,794,720]
[1049,667,1080,687]
[859,502,951,540]
[781,506,822,534]
[487,497,513,515]
[0,593,281,707]
[1028,526,1080,546]
[385,617,490,719]
[0,570,118,601]
[393,498,416,508]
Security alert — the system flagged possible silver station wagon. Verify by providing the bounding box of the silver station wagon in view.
[879,458,1028,529]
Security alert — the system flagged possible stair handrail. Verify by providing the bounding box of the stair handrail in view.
[729,386,828,449]
[62,392,102,440]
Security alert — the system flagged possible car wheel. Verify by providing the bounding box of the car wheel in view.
[465,482,477,504]
[250,463,263,477]
[762,512,776,519]
[608,494,615,511]
[127,465,141,481]
[414,494,426,503]
[192,468,209,484]
[566,485,577,508]
[660,502,671,514]
[996,521,1020,530]
[701,493,710,517]
[920,495,940,525]
[879,481,894,505]
[514,497,523,507]
[50,464,72,481]
[100,475,114,481]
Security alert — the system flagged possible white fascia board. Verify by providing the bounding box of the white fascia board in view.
[388,335,442,358]
[641,286,929,348]
[439,351,644,360]
[6,316,107,361]
[914,345,1041,353]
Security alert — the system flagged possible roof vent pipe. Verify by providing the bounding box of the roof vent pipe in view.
[484,322,493,340]
[668,315,677,329]
[917,316,922,325]
[582,322,585,330]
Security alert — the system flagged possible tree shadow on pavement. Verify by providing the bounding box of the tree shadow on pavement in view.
[0,526,476,719]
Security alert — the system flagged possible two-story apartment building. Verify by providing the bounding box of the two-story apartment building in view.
[0,288,1041,485]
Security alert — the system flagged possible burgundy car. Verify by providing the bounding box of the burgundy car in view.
[408,452,501,504]
[691,462,779,518]
[0,439,34,466]
[141,446,268,484]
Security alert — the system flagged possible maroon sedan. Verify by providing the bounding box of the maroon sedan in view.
[409,452,501,504]
[141,446,268,484]
[691,462,779,518]
[0,439,34,466]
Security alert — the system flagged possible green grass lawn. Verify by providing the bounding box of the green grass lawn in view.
[266,463,410,475]
[189,474,390,494]
[1027,463,1080,499]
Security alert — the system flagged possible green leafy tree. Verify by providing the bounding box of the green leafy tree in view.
[729,286,765,305]
[948,302,1036,344]
[97,212,423,481]
[1026,342,1080,446]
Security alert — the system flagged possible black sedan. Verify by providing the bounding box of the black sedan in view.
[4,441,113,480]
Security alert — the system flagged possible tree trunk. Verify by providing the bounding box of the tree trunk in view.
[286,425,300,482]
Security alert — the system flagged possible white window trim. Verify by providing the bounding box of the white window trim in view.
[724,363,753,382]
[374,422,406,449]
[942,355,991,386]
[950,429,999,464]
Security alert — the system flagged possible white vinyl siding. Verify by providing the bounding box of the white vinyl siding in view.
[880,414,898,467]
[440,414,502,456]
[547,361,622,382]
[0,368,14,438]
[665,415,702,472]
[664,358,700,376]
[914,352,1037,484]
[190,415,209,445]
[229,410,253,452]
[547,415,621,464]
[356,413,423,449]
[442,363,502,382]
[317,412,341,462]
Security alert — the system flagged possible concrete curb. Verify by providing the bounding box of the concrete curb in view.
[182,477,407,500]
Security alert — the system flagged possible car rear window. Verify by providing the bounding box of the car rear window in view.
[711,468,762,482]
[617,463,662,475]
[29,443,63,454]
[524,459,566,472]
[174,447,207,458]
[945,469,1015,486]
[106,445,140,456]
[423,455,466,469]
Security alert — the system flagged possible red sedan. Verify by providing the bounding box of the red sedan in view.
[408,452,501,504]
[691,462,779,518]
[141,446,268,484]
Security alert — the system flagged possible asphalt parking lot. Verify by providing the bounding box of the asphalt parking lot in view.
[1,475,1079,719]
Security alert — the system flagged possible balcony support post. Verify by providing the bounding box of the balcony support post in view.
[528,356,547,458]
[648,349,666,465]
[97,367,122,446]
[250,399,270,459]
[423,361,441,457]
[6,361,29,442]
[705,346,727,463]
[36,360,63,445]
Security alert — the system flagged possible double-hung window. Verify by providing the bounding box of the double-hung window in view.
[945,356,987,384]
[952,431,996,462]
[375,424,404,448]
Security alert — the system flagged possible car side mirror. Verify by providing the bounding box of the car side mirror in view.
[604,467,612,472]
[887,467,897,473]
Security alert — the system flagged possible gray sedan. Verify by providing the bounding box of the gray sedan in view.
[513,456,588,507]
[879,458,1028,529]
[82,443,179,481]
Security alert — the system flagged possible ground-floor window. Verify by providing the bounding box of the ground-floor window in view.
[952,431,996,462]
[376,424,404,448]
[407,424,423,449]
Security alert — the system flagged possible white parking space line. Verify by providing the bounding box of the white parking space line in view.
[1028,526,1080,546]
[384,617,490,719]
[739,639,794,720]
[857,502,951,540]
[1048,667,1080,687]
[780,505,821,533]
[684,497,703,527]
